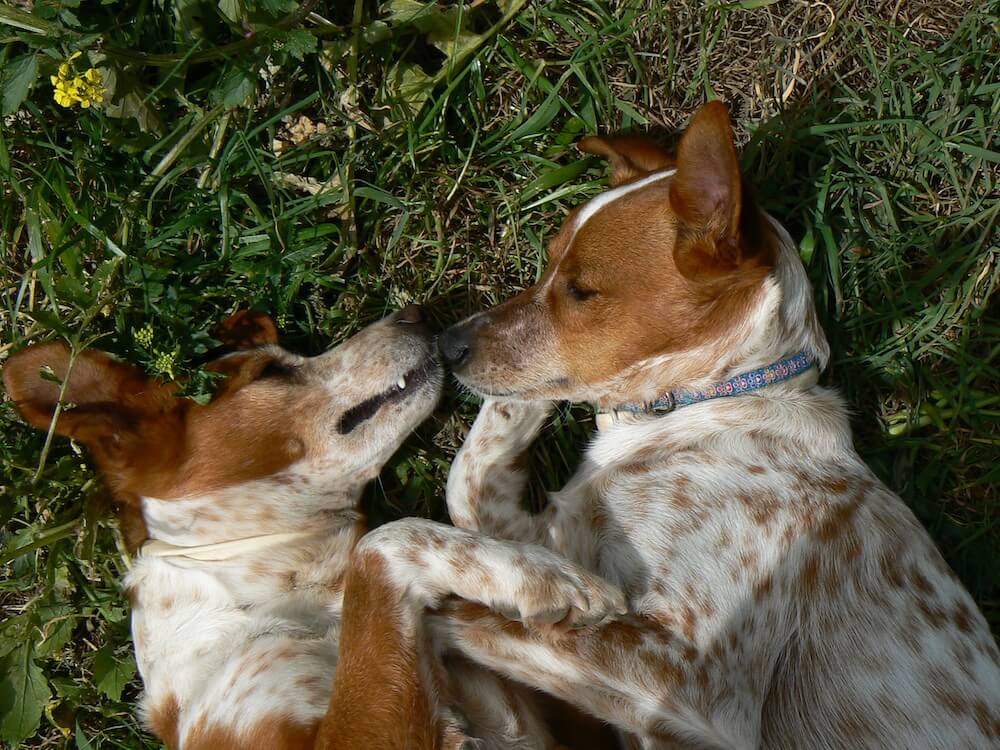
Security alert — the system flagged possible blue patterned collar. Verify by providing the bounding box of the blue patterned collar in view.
[597,351,814,427]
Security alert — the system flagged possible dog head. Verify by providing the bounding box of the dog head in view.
[3,307,442,508]
[440,102,827,406]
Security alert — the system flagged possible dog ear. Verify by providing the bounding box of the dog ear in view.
[2,342,176,466]
[202,312,288,399]
[668,101,770,279]
[669,101,742,237]
[205,349,287,398]
[214,310,279,350]
[578,134,673,186]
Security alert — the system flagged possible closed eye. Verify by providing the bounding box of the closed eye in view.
[567,280,598,301]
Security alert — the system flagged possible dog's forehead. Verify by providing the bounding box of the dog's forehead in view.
[568,169,676,245]
[557,175,678,281]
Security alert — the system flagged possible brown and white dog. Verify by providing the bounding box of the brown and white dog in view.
[3,307,625,749]
[436,102,1000,748]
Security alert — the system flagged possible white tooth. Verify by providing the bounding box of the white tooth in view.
[397,376,406,390]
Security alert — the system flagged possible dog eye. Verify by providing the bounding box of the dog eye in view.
[567,280,597,301]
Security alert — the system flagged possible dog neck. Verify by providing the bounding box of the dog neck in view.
[594,350,818,431]
[587,377,852,469]
[138,474,366,549]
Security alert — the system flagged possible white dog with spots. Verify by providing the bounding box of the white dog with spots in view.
[436,102,1000,748]
[3,307,624,750]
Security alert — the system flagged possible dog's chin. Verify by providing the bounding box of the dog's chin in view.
[453,370,574,404]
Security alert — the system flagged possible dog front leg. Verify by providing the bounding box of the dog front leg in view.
[316,544,466,750]
[317,518,626,749]
[442,604,759,750]
[351,518,625,628]
[447,399,553,543]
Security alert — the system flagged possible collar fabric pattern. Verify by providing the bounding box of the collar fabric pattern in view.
[599,351,814,427]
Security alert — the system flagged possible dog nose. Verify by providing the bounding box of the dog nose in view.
[438,325,472,368]
[395,304,425,326]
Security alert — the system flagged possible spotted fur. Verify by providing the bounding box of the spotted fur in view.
[440,103,1000,749]
[4,308,624,750]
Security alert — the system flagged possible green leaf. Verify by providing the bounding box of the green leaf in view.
[382,1,482,64]
[26,309,71,338]
[727,0,782,8]
[354,184,404,209]
[0,645,51,745]
[384,62,434,116]
[102,66,163,133]
[2,53,38,116]
[35,602,77,657]
[950,142,1000,164]
[92,645,136,702]
[213,67,256,108]
[75,723,95,750]
[282,29,317,61]
[217,0,244,24]
[521,159,589,202]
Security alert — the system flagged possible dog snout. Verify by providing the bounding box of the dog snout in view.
[439,323,473,369]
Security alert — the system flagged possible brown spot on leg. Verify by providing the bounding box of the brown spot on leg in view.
[148,694,180,749]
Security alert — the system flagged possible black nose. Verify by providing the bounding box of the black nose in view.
[438,325,472,368]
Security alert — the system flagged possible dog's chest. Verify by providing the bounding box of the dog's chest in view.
[560,448,865,643]
[127,532,360,741]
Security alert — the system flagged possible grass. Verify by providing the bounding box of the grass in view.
[1,0,997,745]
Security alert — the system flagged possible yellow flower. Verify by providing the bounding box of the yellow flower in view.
[134,323,155,349]
[51,53,106,109]
[152,348,178,379]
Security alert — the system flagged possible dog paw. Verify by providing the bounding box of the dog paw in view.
[514,562,627,631]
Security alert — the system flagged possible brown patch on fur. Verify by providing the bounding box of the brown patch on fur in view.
[718,528,732,548]
[671,485,693,509]
[147,694,180,749]
[972,700,999,739]
[952,601,974,634]
[917,599,948,629]
[822,477,850,494]
[754,575,774,602]
[295,673,328,693]
[909,566,935,596]
[800,555,820,594]
[815,494,863,543]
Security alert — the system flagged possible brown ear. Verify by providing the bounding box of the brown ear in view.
[669,101,742,235]
[214,310,279,350]
[668,102,770,278]
[205,349,284,399]
[578,134,673,186]
[2,342,175,463]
